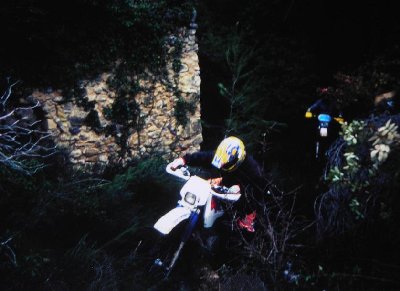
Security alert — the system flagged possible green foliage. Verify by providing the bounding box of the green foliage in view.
[102,65,145,152]
[106,157,169,195]
[326,166,344,183]
[172,58,182,74]
[341,120,367,146]
[67,85,94,111]
[357,52,400,96]
[0,164,53,198]
[315,51,400,118]
[93,0,192,74]
[104,96,141,128]
[349,198,364,220]
[171,38,184,73]
[169,36,191,126]
[51,234,119,290]
[84,109,103,133]
[23,253,46,279]
[216,29,286,152]
[327,119,400,192]
[322,116,400,228]
[0,0,193,88]
[174,95,196,126]
[0,155,183,289]
[369,119,400,165]
[326,120,369,191]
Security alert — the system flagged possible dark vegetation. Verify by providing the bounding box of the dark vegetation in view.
[1,0,400,290]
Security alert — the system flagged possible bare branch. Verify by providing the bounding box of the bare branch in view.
[0,79,19,106]
[1,236,17,267]
[0,79,57,174]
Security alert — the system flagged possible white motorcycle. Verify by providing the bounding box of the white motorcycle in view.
[152,161,241,277]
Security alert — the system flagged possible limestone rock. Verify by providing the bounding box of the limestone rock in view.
[30,26,202,172]
[71,149,82,158]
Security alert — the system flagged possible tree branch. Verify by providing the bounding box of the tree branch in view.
[0,79,56,174]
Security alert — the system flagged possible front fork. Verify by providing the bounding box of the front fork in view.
[157,209,200,278]
[182,209,200,242]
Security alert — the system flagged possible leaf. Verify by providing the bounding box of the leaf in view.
[217,83,229,96]
[373,139,380,146]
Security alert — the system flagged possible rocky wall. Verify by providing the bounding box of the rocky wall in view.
[32,25,202,170]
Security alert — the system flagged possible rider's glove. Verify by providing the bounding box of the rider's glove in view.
[208,177,223,187]
[305,109,313,119]
[171,157,185,170]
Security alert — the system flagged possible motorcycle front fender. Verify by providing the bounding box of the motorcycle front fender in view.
[319,127,328,137]
[154,206,192,235]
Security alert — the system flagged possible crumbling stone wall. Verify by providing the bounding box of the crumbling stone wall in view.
[32,25,202,169]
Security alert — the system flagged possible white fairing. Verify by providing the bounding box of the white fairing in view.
[154,206,191,235]
[154,176,211,235]
[154,163,242,234]
[203,197,224,228]
[179,176,211,207]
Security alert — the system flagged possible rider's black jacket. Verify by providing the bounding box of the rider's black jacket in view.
[309,97,340,117]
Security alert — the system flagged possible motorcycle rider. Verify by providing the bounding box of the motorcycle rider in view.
[374,90,398,114]
[170,136,264,233]
[305,93,345,158]
[305,94,344,124]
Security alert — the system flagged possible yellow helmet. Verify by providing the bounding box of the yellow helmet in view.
[211,136,246,172]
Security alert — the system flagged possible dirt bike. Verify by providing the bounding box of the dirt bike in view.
[306,110,344,159]
[152,161,241,278]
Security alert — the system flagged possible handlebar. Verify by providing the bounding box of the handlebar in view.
[305,111,345,124]
[166,162,191,181]
[166,162,241,202]
[210,188,241,201]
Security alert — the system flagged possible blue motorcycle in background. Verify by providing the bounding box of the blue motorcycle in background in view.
[315,113,332,158]
[305,110,344,159]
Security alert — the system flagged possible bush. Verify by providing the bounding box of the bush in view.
[316,115,400,236]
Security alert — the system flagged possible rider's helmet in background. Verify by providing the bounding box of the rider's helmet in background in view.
[211,136,246,172]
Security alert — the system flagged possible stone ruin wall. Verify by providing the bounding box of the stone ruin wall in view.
[32,26,202,169]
